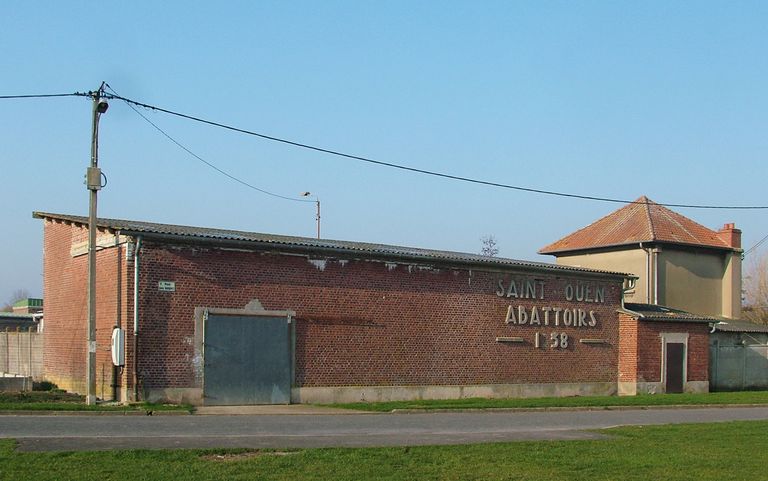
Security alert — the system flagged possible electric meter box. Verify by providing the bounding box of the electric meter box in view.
[111,327,125,366]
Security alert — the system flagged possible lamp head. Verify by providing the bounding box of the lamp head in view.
[95,97,109,114]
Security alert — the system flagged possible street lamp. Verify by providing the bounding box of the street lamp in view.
[86,83,108,405]
[301,192,320,239]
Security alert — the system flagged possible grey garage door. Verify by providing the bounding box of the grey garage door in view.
[203,313,292,405]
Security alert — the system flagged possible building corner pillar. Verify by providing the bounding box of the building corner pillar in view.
[618,313,639,396]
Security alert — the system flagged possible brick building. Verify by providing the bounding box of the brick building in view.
[34,211,713,405]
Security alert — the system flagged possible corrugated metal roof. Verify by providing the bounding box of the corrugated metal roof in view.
[0,312,38,320]
[0,312,40,330]
[33,211,631,278]
[623,303,719,324]
[540,196,733,254]
[713,320,768,333]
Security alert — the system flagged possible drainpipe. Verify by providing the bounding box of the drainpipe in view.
[621,278,637,309]
[640,243,651,304]
[133,236,142,402]
[651,247,661,305]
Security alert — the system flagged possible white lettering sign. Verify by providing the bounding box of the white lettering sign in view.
[496,278,545,300]
[564,281,605,303]
[505,305,597,328]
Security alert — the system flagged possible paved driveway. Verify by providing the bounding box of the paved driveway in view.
[3,406,768,452]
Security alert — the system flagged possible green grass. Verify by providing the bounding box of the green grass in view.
[0,391,84,404]
[0,392,191,413]
[1,420,766,480]
[4,390,767,414]
[325,390,768,412]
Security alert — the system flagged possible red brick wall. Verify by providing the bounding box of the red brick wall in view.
[135,241,624,390]
[42,220,129,398]
[42,219,718,400]
[636,321,709,383]
[686,324,710,381]
[618,314,638,383]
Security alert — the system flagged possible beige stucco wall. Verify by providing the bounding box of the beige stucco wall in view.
[660,249,741,318]
[553,246,741,319]
[554,250,649,303]
[721,251,741,319]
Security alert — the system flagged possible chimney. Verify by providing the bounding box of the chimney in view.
[717,223,741,249]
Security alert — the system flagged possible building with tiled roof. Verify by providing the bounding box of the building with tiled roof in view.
[540,196,742,319]
[35,210,716,404]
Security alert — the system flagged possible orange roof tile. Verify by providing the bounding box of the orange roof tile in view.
[539,196,731,254]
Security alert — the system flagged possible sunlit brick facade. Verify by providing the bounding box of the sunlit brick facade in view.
[37,212,712,404]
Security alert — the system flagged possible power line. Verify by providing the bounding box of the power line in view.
[103,85,312,204]
[0,92,89,99]
[102,92,768,210]
[6,89,768,210]
[744,232,768,257]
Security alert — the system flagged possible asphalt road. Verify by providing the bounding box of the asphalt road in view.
[3,406,768,452]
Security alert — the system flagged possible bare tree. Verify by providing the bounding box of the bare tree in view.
[1,288,30,312]
[743,252,768,325]
[480,235,499,257]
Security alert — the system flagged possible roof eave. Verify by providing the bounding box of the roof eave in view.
[540,239,738,256]
[641,317,715,324]
[33,211,632,279]
[122,230,631,280]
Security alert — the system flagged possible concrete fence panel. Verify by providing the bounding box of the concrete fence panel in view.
[0,329,44,381]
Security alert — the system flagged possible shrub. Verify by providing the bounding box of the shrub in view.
[32,381,58,392]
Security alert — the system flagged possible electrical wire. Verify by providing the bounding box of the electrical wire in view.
[0,92,89,99]
[101,92,768,210]
[104,85,312,204]
[744,232,768,257]
[6,88,768,211]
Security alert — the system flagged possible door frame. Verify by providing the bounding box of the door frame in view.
[659,332,688,393]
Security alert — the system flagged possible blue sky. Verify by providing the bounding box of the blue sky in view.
[1,1,766,303]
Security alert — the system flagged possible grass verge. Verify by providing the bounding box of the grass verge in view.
[324,390,768,412]
[0,392,191,413]
[1,420,766,480]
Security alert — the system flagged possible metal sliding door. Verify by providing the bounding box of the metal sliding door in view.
[203,313,291,405]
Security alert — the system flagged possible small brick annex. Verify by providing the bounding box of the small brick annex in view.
[35,212,712,405]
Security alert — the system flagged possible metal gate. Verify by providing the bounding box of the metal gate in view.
[203,312,292,405]
[710,344,768,391]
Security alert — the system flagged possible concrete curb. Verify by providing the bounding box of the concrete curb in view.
[193,405,373,415]
[1,403,766,416]
[0,409,191,416]
[388,403,768,414]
